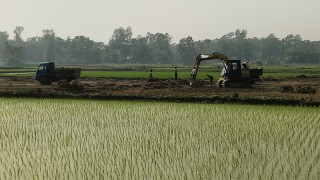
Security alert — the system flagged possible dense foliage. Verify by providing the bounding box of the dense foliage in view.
[0,27,319,66]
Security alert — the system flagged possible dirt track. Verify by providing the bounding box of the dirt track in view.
[0,76,319,106]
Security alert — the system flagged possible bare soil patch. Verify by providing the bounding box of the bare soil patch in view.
[0,76,319,106]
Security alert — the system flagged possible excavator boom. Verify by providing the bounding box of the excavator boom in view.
[192,52,229,78]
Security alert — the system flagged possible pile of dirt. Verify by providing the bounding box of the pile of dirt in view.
[296,74,318,78]
[262,77,278,81]
[282,85,317,94]
[145,78,189,89]
[295,86,317,94]
[56,80,84,91]
[1,76,320,107]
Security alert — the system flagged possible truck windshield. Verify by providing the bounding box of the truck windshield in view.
[38,65,46,70]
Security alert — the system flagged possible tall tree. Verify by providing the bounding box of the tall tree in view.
[54,37,67,63]
[5,26,25,65]
[286,41,320,64]
[14,26,24,43]
[42,29,56,61]
[146,32,173,64]
[216,29,254,59]
[261,34,282,65]
[0,31,9,63]
[25,37,44,63]
[217,32,235,57]
[66,36,102,63]
[281,34,302,62]
[130,36,151,64]
[108,27,133,63]
[234,29,254,59]
[177,36,196,65]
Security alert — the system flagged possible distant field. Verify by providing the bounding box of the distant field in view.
[81,71,221,79]
[0,98,319,179]
[0,65,319,79]
[262,66,320,77]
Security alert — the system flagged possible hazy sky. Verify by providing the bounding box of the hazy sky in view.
[1,0,319,43]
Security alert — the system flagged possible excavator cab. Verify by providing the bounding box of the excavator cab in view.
[223,60,242,79]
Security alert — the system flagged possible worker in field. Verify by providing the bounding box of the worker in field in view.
[149,69,153,78]
[174,67,178,81]
[190,68,196,79]
[207,74,213,86]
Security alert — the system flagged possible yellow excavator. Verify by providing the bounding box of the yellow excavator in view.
[190,52,263,88]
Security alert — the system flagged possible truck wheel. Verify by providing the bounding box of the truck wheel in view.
[47,78,53,85]
[39,77,48,85]
[58,79,69,87]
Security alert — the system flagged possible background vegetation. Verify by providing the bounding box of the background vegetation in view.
[1,26,319,66]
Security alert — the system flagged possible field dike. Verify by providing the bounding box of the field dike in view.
[0,77,319,107]
[0,88,319,107]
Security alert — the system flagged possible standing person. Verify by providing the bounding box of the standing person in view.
[207,74,213,86]
[190,68,196,79]
[149,69,153,78]
[174,67,178,81]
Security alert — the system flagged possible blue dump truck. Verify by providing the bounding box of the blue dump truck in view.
[35,62,81,85]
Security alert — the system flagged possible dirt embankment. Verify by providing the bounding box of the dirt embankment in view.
[0,76,319,106]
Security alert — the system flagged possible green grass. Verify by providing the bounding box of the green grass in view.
[0,67,37,77]
[81,70,319,79]
[81,70,220,79]
[0,65,319,79]
[262,72,317,77]
[0,98,320,179]
[0,72,35,77]
[263,66,320,73]
[262,66,320,77]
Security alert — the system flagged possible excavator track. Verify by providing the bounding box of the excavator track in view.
[221,79,254,88]
[217,80,223,88]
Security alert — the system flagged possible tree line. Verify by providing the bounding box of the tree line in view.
[0,26,319,66]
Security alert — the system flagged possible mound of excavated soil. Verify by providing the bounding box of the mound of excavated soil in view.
[0,77,319,106]
[145,78,190,89]
[282,85,317,94]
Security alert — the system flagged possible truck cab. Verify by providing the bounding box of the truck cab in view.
[35,62,55,84]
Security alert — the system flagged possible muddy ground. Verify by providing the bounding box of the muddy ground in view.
[0,76,319,106]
